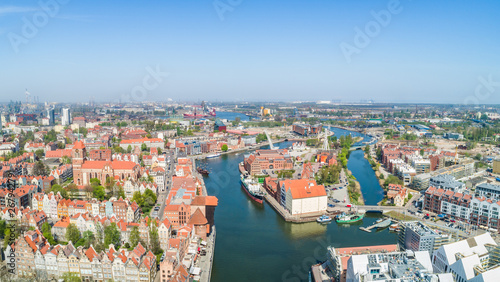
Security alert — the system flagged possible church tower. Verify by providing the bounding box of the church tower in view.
[72,140,86,186]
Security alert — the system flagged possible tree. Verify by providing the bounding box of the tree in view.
[364,145,370,155]
[51,184,68,198]
[66,223,80,244]
[149,224,161,255]
[158,147,162,154]
[127,145,132,153]
[104,222,121,248]
[61,272,81,282]
[141,143,148,152]
[42,222,56,245]
[81,231,95,248]
[129,226,140,248]
[221,144,228,152]
[93,185,106,200]
[34,161,48,176]
[34,149,44,159]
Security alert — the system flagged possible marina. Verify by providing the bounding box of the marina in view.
[359,218,392,233]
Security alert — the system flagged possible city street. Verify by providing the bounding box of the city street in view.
[157,150,175,221]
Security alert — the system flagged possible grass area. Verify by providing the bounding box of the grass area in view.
[385,211,418,221]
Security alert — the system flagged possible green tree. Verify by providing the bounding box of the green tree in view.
[93,185,106,200]
[104,222,121,248]
[34,161,48,176]
[221,144,228,152]
[81,231,95,248]
[141,143,148,151]
[51,184,68,198]
[42,222,56,245]
[127,145,132,153]
[149,224,161,255]
[129,226,140,248]
[364,145,370,155]
[34,149,45,159]
[66,223,80,244]
[61,272,81,282]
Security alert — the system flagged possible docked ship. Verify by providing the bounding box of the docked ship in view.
[335,212,364,224]
[197,167,209,175]
[240,175,264,204]
[206,153,221,159]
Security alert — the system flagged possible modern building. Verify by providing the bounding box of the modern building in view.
[412,173,431,190]
[325,244,399,282]
[346,250,447,282]
[214,119,226,132]
[398,221,452,255]
[432,233,499,282]
[46,108,55,125]
[476,183,500,201]
[430,175,466,193]
[61,108,71,126]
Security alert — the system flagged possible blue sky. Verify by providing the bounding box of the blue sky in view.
[1,0,499,103]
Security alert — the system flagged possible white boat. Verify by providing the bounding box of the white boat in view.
[206,153,221,159]
[316,215,332,223]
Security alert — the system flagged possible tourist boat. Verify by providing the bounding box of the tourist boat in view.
[335,212,364,224]
[197,167,209,176]
[206,153,221,159]
[240,175,264,204]
[389,223,399,232]
[316,215,332,223]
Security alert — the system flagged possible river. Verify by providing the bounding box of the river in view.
[201,136,390,281]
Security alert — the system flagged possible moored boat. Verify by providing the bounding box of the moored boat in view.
[335,212,364,224]
[206,153,221,159]
[389,223,399,232]
[240,175,264,204]
[316,215,332,223]
[197,167,209,175]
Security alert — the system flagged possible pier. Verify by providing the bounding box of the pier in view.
[359,219,392,233]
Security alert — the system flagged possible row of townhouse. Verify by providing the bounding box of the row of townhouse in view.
[0,175,53,191]
[32,193,141,222]
[0,184,39,209]
[6,229,157,281]
[424,186,500,231]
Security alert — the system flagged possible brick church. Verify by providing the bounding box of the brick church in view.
[72,141,140,186]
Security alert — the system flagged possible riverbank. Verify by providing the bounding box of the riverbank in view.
[346,169,365,205]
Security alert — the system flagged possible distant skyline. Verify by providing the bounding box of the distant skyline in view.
[1,0,499,104]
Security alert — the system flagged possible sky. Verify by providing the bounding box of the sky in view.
[1,0,499,104]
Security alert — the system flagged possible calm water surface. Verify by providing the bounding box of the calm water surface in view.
[203,139,391,281]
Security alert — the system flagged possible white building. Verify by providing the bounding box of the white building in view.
[346,250,446,282]
[432,233,497,282]
[279,179,327,216]
[62,108,71,126]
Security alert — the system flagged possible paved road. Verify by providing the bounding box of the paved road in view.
[156,150,175,221]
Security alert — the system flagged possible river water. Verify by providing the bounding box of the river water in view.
[202,135,391,282]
